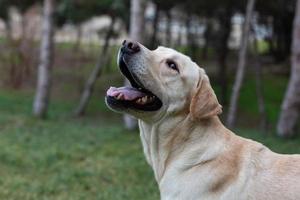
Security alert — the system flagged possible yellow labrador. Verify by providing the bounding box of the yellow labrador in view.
[106,40,300,200]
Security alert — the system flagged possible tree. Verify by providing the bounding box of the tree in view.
[73,0,129,116]
[0,0,10,37]
[216,7,233,106]
[74,16,116,116]
[149,3,160,49]
[256,0,295,62]
[123,0,146,130]
[55,0,97,51]
[252,33,268,132]
[0,0,41,88]
[180,0,244,105]
[227,0,256,129]
[8,0,42,39]
[33,0,55,118]
[214,0,245,106]
[202,19,213,60]
[151,0,177,48]
[185,14,198,60]
[277,0,300,137]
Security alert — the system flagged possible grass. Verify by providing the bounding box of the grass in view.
[0,91,159,200]
[237,74,288,124]
[237,129,300,154]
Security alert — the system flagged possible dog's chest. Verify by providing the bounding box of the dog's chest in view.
[158,164,250,200]
[159,166,215,200]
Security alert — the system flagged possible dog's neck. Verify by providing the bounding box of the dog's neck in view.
[138,114,230,182]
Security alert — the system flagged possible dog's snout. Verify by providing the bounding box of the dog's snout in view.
[122,40,140,54]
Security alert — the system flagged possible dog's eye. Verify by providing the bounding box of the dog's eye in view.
[166,60,179,73]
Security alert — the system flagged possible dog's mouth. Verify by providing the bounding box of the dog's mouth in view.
[106,55,162,111]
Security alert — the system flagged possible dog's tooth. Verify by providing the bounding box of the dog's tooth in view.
[136,98,142,104]
[142,96,148,103]
[117,94,123,100]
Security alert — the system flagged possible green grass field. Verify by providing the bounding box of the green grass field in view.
[0,90,159,200]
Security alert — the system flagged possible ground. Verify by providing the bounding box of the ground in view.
[0,90,159,200]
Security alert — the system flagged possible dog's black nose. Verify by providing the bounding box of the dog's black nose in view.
[122,40,140,54]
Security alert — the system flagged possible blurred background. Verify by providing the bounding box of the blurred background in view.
[0,0,300,199]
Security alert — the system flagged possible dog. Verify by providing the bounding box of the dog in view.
[106,40,300,200]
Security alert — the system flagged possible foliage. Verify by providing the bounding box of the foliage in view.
[152,0,177,11]
[256,0,296,60]
[178,0,246,17]
[0,0,10,22]
[56,0,130,26]
[0,0,41,22]
[10,0,42,14]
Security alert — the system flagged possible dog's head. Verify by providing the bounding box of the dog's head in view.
[106,40,222,122]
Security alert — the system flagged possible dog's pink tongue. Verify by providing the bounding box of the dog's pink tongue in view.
[106,86,145,100]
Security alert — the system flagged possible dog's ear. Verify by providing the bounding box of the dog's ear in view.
[190,74,222,120]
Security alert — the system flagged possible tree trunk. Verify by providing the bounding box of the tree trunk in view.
[252,29,268,132]
[74,16,116,116]
[129,0,145,42]
[202,19,212,60]
[165,10,172,46]
[149,4,160,49]
[186,14,197,60]
[277,0,300,137]
[4,20,12,41]
[227,0,256,129]
[217,9,232,106]
[73,24,82,52]
[123,0,146,130]
[33,0,55,118]
[254,57,268,133]
[21,14,27,41]
[176,24,183,47]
